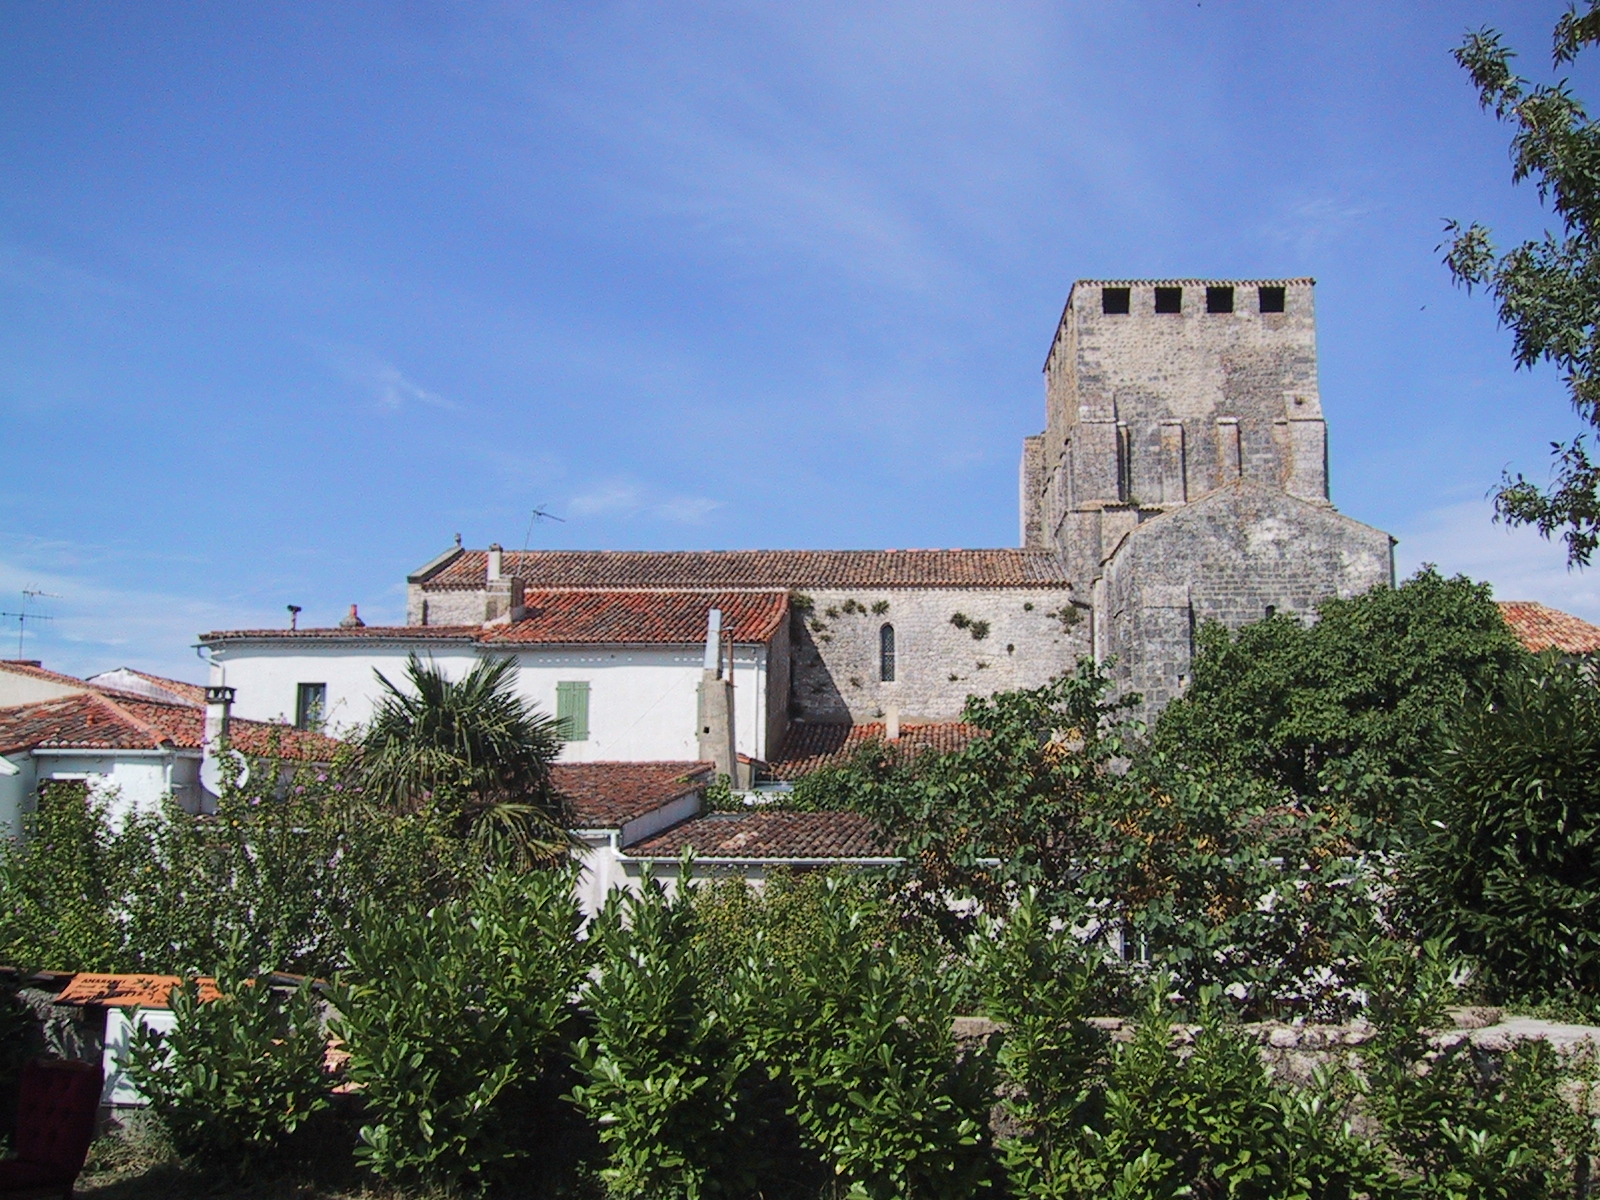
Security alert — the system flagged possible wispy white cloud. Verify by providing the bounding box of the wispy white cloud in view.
[1262,193,1381,259]
[323,346,461,412]
[1395,498,1600,622]
[568,478,722,526]
[0,548,281,684]
[0,242,138,303]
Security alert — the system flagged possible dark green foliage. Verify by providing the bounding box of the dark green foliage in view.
[1071,760,1378,1018]
[331,867,592,1193]
[750,879,997,1200]
[1407,654,1600,998]
[1444,2,1600,565]
[1357,938,1597,1200]
[1151,569,1526,837]
[975,894,1110,1197]
[0,764,464,977]
[0,781,123,970]
[841,659,1139,931]
[574,875,820,1200]
[362,654,570,865]
[124,971,332,1172]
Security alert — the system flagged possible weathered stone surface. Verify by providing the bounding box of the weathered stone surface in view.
[1021,279,1394,713]
[788,586,1089,723]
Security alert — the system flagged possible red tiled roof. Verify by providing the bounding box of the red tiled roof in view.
[0,660,91,690]
[200,625,481,643]
[482,590,788,645]
[1498,601,1600,655]
[108,669,206,704]
[551,761,713,828]
[57,973,220,1008]
[766,721,983,779]
[625,809,890,859]
[0,692,344,761]
[420,549,1073,591]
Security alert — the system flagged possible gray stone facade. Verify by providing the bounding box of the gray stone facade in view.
[1022,278,1393,710]
[1095,484,1393,710]
[789,587,1089,723]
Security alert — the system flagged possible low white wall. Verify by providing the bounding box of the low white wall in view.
[208,641,773,762]
[29,751,199,826]
[206,643,482,734]
[0,753,37,839]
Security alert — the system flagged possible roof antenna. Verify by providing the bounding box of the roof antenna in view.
[522,504,566,552]
[0,588,60,659]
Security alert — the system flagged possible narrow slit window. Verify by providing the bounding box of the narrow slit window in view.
[879,624,896,682]
[1154,286,1182,313]
[1258,285,1286,313]
[1101,286,1130,314]
[295,683,325,730]
[1206,285,1234,313]
[556,680,590,741]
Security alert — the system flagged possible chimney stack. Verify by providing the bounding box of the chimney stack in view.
[697,609,743,786]
[885,705,901,741]
[340,604,365,629]
[487,543,503,582]
[203,684,235,749]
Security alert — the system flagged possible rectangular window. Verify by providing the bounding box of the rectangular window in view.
[556,681,590,741]
[1100,286,1130,314]
[1206,285,1234,313]
[1154,286,1182,313]
[295,683,326,730]
[1258,285,1286,313]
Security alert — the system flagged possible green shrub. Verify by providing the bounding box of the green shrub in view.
[751,879,997,1200]
[0,781,122,970]
[1407,654,1600,999]
[976,893,1109,1199]
[1357,938,1598,1200]
[1076,986,1385,1200]
[124,970,331,1172]
[574,874,818,1199]
[332,867,591,1192]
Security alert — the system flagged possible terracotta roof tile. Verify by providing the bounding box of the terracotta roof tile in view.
[551,761,713,828]
[200,625,481,643]
[624,809,890,859]
[0,660,91,689]
[766,721,982,779]
[1498,601,1600,655]
[423,549,1073,591]
[99,669,206,704]
[0,692,343,761]
[483,590,787,645]
[57,973,220,1008]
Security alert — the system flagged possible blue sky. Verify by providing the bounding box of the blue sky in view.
[3,1,1598,680]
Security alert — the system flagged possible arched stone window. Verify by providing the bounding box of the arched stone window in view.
[879,623,896,682]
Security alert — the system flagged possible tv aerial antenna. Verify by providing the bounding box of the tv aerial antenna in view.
[522,504,566,552]
[0,588,62,659]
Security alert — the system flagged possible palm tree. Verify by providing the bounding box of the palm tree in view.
[361,655,571,866]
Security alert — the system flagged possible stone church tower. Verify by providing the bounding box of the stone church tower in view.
[1020,279,1393,709]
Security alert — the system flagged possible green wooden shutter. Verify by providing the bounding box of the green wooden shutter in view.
[556,681,590,741]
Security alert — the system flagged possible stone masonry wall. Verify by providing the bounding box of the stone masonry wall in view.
[1101,483,1393,712]
[789,586,1090,724]
[1029,279,1326,590]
